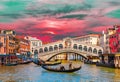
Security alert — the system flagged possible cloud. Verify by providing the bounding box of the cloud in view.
[0,0,120,42]
[59,14,87,19]
[106,9,120,18]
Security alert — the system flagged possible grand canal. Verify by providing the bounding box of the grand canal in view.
[0,62,120,82]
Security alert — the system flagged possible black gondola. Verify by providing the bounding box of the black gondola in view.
[33,59,61,66]
[5,63,18,66]
[19,60,31,64]
[41,65,81,73]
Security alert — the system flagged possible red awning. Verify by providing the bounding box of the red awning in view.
[10,56,18,59]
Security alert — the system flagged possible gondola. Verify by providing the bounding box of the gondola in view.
[5,63,18,66]
[33,59,61,66]
[32,59,46,65]
[19,60,31,64]
[41,65,81,73]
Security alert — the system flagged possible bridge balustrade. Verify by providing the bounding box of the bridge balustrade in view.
[38,47,96,57]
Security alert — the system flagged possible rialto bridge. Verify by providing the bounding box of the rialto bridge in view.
[33,37,103,61]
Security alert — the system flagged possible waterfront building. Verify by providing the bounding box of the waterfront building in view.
[99,25,120,68]
[24,36,42,54]
[0,30,16,54]
[99,26,116,64]
[101,25,120,54]
[0,34,17,64]
[0,35,16,55]
[99,31,107,54]
[108,25,120,68]
[6,35,16,55]
[73,34,101,62]
[0,34,7,55]
[73,34,100,46]
[109,25,120,53]
[15,36,30,56]
[106,27,117,54]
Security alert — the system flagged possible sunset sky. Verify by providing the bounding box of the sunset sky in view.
[0,0,120,42]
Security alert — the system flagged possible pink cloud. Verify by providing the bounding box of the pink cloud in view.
[0,16,119,42]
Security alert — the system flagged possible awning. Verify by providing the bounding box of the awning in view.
[115,53,120,56]
[0,54,17,58]
[17,55,23,58]
[10,55,18,59]
[102,53,115,56]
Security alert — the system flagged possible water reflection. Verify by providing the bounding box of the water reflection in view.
[0,62,120,82]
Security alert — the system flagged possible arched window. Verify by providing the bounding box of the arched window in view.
[79,45,82,50]
[34,49,38,59]
[44,47,48,52]
[59,44,63,49]
[98,49,102,55]
[49,46,53,51]
[93,48,97,54]
[84,46,87,51]
[39,48,43,53]
[88,47,92,52]
[54,45,58,50]
[34,49,38,54]
[73,44,77,49]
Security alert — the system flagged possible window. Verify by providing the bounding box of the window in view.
[93,48,97,54]
[113,42,116,46]
[73,44,77,49]
[118,48,120,52]
[39,42,41,46]
[119,41,120,44]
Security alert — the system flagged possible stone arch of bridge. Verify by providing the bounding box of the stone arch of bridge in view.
[46,51,88,61]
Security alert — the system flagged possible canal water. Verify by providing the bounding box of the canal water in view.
[0,62,120,82]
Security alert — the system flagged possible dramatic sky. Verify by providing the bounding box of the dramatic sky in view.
[0,0,120,42]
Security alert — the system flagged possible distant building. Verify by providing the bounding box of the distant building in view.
[99,25,120,68]
[0,30,16,55]
[15,36,30,56]
[24,36,42,54]
[99,31,107,54]
[0,30,16,35]
[0,34,7,55]
[73,34,100,46]
[105,27,116,54]
[0,34,16,55]
[108,25,120,54]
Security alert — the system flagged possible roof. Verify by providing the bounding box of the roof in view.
[15,35,25,39]
[73,34,101,40]
[24,36,42,41]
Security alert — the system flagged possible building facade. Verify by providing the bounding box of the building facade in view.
[0,30,16,55]
[0,34,6,55]
[99,25,120,68]
[0,34,16,55]
[99,31,107,54]
[24,36,42,54]
[107,25,120,54]
[0,34,17,65]
[15,37,30,56]
[6,35,16,55]
[0,30,16,36]
[73,34,100,46]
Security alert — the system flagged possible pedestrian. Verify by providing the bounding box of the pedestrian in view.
[69,62,72,69]
[60,65,65,70]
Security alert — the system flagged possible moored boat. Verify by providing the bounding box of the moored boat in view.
[5,62,18,66]
[4,55,18,66]
[19,60,31,64]
[32,59,44,65]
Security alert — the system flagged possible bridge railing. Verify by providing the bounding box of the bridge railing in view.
[38,48,98,56]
